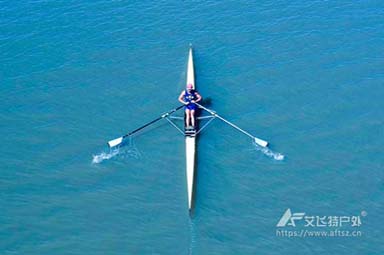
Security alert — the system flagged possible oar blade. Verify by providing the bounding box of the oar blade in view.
[108,137,123,148]
[254,137,268,147]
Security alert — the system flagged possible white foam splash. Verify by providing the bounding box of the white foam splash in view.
[261,147,285,160]
[92,137,142,164]
[253,142,285,161]
[92,148,120,164]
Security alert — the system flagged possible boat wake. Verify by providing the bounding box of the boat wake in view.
[188,219,196,255]
[252,142,285,161]
[92,138,142,164]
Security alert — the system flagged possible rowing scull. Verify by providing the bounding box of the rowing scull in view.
[185,46,196,211]
[106,46,269,215]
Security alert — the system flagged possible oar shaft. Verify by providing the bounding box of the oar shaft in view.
[216,114,255,140]
[123,105,184,138]
[199,104,254,139]
[196,103,268,147]
[124,116,162,138]
[108,105,184,147]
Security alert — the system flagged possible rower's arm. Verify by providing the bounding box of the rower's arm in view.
[195,92,202,102]
[178,91,187,104]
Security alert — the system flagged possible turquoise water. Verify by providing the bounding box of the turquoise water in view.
[1,0,383,254]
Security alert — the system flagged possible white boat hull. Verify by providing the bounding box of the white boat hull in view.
[185,47,196,211]
[185,136,195,210]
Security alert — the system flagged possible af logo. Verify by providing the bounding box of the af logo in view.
[277,209,305,227]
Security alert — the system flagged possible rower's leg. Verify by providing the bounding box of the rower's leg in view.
[185,109,191,127]
[190,110,195,127]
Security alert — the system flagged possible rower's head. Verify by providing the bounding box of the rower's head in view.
[186,83,193,90]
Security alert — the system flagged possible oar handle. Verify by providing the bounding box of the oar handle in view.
[196,103,215,115]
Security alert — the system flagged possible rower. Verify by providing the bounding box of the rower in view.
[178,83,202,129]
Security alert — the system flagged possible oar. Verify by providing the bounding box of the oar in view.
[195,103,268,147]
[108,105,184,147]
